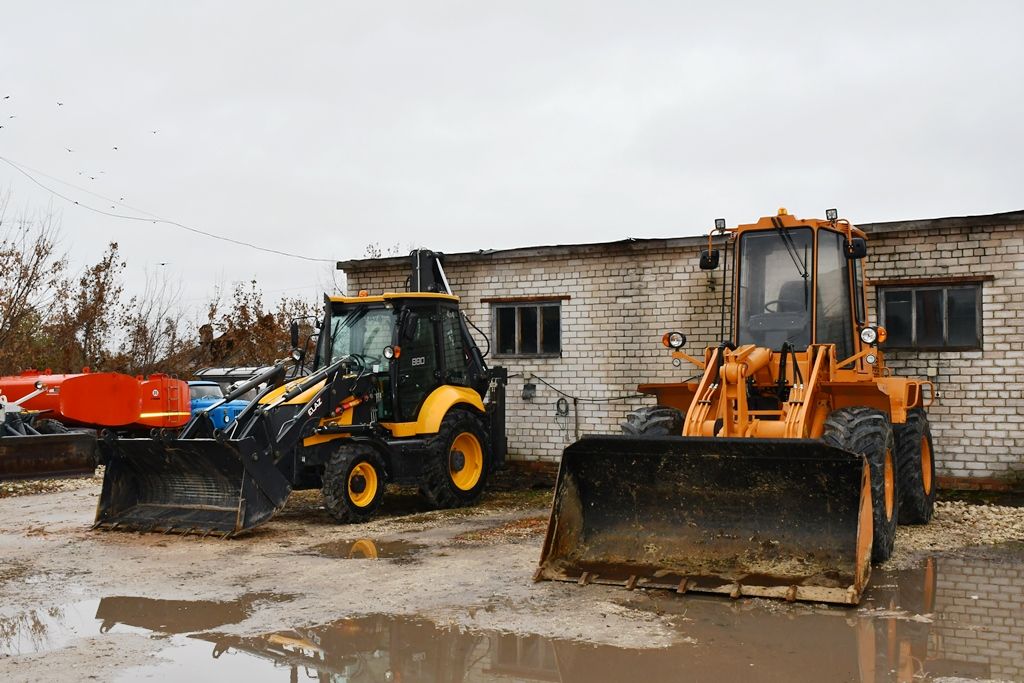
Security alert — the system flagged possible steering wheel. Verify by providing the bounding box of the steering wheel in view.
[763,300,785,313]
[345,354,369,372]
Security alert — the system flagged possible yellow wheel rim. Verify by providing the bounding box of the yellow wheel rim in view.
[449,432,484,491]
[883,448,895,520]
[921,435,933,495]
[348,462,378,508]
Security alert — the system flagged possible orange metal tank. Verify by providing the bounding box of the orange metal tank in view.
[134,374,191,429]
[0,370,190,429]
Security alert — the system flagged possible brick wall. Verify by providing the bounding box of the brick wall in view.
[340,211,1024,483]
[864,218,1024,482]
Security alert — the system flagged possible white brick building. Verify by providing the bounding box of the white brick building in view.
[338,210,1024,489]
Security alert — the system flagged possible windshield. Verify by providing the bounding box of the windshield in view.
[189,384,224,400]
[326,305,395,371]
[736,228,813,350]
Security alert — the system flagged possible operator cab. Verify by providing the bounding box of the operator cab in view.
[736,224,860,360]
[315,294,486,424]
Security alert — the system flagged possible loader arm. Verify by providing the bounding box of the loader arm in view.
[94,356,374,536]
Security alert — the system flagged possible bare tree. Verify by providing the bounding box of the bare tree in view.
[0,193,68,373]
[113,268,186,375]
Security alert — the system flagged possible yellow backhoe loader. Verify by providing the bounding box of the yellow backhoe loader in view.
[94,250,507,536]
[536,209,935,605]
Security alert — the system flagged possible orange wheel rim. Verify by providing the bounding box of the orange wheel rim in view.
[884,448,895,520]
[449,432,483,491]
[921,435,932,495]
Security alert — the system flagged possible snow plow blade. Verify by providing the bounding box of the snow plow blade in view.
[536,435,873,605]
[0,433,98,480]
[94,437,292,537]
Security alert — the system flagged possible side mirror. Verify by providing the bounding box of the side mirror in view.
[699,249,720,270]
[289,321,300,349]
[845,237,867,260]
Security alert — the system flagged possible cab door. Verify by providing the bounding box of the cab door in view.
[395,305,441,422]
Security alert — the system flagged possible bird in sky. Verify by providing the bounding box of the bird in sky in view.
[112,146,118,150]
[65,147,74,152]
[2,95,9,99]
[150,130,157,134]
[56,101,63,106]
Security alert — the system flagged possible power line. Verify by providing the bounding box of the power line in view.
[0,154,336,263]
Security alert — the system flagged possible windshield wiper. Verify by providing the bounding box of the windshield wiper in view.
[329,305,368,361]
[771,218,810,310]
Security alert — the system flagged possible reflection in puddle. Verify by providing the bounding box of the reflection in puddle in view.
[0,592,289,656]
[308,538,425,560]
[2,546,1021,681]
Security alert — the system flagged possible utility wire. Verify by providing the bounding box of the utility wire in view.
[528,373,647,403]
[0,154,336,264]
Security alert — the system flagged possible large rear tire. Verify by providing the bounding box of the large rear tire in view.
[620,405,685,436]
[822,407,898,564]
[894,408,936,524]
[421,409,490,509]
[322,444,386,523]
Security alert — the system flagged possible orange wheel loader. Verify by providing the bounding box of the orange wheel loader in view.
[536,209,935,605]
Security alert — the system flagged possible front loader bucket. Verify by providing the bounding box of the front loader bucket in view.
[536,435,873,605]
[0,433,98,480]
[94,437,292,537]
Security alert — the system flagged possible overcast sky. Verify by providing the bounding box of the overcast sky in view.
[1,2,1021,315]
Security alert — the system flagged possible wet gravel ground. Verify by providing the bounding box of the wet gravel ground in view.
[887,500,1024,568]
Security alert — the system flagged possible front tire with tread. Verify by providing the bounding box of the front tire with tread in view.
[322,444,386,524]
[822,406,898,564]
[620,405,685,437]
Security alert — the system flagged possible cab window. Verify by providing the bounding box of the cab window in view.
[816,229,855,359]
[736,228,813,350]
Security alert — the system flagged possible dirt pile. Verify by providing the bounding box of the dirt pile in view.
[0,470,102,499]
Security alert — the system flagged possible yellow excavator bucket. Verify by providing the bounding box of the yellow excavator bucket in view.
[536,435,873,605]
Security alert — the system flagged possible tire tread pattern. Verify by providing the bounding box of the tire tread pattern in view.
[894,408,936,524]
[322,443,386,524]
[822,406,898,564]
[421,409,491,509]
[620,405,685,437]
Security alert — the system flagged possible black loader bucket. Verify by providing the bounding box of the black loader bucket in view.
[94,436,292,537]
[536,435,873,605]
[0,432,98,480]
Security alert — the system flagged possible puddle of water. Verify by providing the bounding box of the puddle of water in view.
[308,538,425,560]
[4,546,1022,681]
[0,592,287,657]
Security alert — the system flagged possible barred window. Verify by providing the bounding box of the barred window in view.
[492,301,561,357]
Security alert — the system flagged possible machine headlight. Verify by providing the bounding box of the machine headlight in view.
[865,353,877,365]
[860,327,878,345]
[662,331,686,349]
[383,345,400,359]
